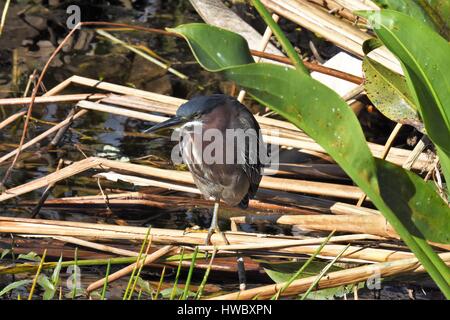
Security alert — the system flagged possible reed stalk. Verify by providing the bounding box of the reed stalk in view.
[300,243,350,299]
[96,30,188,80]
[195,249,217,300]
[170,248,185,300]
[28,249,47,300]
[272,231,335,300]
[123,227,151,299]
[101,259,111,300]
[154,266,166,300]
[181,247,199,300]
[252,0,308,73]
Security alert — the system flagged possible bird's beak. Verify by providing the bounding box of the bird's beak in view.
[143,116,185,133]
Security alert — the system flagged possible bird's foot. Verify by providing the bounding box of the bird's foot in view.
[182,226,203,235]
[205,201,221,245]
[204,226,221,246]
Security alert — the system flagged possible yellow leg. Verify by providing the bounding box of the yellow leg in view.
[205,201,220,245]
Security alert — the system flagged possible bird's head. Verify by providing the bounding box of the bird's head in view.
[144,94,228,133]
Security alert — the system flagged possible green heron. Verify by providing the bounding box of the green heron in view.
[145,94,263,244]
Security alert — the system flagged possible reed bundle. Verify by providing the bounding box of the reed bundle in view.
[210,252,450,300]
[0,217,418,263]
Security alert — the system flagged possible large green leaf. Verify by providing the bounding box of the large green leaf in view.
[172,22,450,294]
[416,0,450,39]
[358,10,450,155]
[167,23,254,72]
[363,57,423,131]
[375,158,450,244]
[436,146,450,194]
[302,283,364,300]
[360,9,450,195]
[372,0,437,31]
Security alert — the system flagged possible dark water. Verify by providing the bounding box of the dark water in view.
[0,0,212,205]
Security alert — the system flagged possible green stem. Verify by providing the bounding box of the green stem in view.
[72,247,78,299]
[272,230,335,300]
[300,244,350,300]
[129,246,150,300]
[414,236,450,283]
[123,227,151,300]
[182,246,199,300]
[101,259,111,300]
[96,29,189,80]
[154,266,166,300]
[170,248,185,300]
[370,196,450,298]
[252,0,309,74]
[0,251,202,275]
[0,0,11,36]
[436,147,450,197]
[28,249,46,300]
[195,248,217,300]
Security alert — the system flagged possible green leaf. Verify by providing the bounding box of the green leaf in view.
[251,0,308,74]
[261,260,343,283]
[165,252,207,261]
[301,282,365,300]
[416,0,450,39]
[65,288,86,299]
[0,249,10,260]
[375,158,450,244]
[167,23,254,72]
[436,146,450,194]
[89,291,102,300]
[362,56,423,131]
[371,0,437,30]
[51,255,63,285]
[17,251,40,262]
[160,287,195,299]
[37,274,54,292]
[0,279,32,296]
[230,63,450,249]
[360,9,450,197]
[358,10,450,156]
[262,260,363,300]
[362,38,383,55]
[37,274,56,300]
[136,276,153,295]
[172,23,450,296]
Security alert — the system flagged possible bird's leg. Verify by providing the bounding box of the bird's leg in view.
[205,201,220,245]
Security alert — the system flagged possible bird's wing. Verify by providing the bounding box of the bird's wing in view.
[237,112,263,198]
